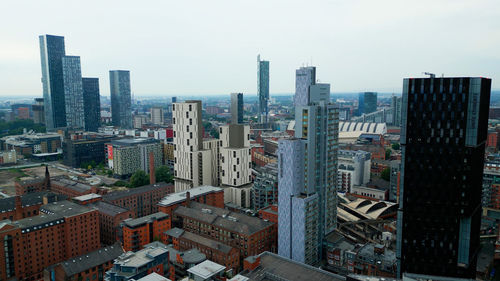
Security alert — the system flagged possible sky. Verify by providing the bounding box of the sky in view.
[1,0,499,97]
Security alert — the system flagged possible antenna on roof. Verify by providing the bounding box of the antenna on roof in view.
[422,72,436,78]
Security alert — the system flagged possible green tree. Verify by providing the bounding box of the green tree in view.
[385,148,392,159]
[391,143,400,150]
[381,167,391,181]
[155,165,173,183]
[129,170,150,188]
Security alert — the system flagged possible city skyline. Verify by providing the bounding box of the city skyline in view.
[1,0,499,96]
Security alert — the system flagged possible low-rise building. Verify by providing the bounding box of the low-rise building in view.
[47,243,123,281]
[0,150,17,165]
[258,205,278,224]
[15,166,50,195]
[89,201,134,245]
[51,176,107,198]
[0,191,65,221]
[103,182,174,218]
[105,242,170,281]
[187,260,226,281]
[157,185,224,217]
[120,212,171,251]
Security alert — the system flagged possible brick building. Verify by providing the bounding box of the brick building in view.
[120,212,171,251]
[103,182,174,218]
[89,201,133,245]
[258,205,278,224]
[15,166,51,195]
[0,191,65,221]
[50,176,107,198]
[0,200,100,280]
[157,185,224,217]
[173,201,276,264]
[47,243,123,281]
[165,227,240,273]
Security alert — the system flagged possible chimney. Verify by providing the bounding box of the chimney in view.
[186,191,191,207]
[149,152,156,184]
[14,196,22,220]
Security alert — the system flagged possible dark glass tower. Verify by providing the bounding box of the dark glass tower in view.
[39,34,66,130]
[110,70,132,129]
[231,92,243,124]
[83,78,101,132]
[358,92,377,115]
[397,77,491,278]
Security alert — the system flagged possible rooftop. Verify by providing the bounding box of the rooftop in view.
[111,138,159,147]
[241,252,345,281]
[60,243,123,276]
[164,244,206,265]
[164,227,184,239]
[187,260,225,279]
[51,177,92,193]
[174,201,274,236]
[134,273,171,281]
[180,230,234,254]
[0,191,66,213]
[103,182,172,201]
[114,242,168,269]
[89,201,130,216]
[123,212,168,228]
[73,193,102,202]
[157,185,222,207]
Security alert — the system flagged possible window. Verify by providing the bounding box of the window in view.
[189,104,192,111]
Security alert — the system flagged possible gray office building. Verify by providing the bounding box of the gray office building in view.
[39,34,67,130]
[231,93,243,124]
[110,70,132,129]
[391,96,402,127]
[358,92,377,115]
[83,78,101,132]
[278,66,339,265]
[257,55,270,123]
[62,56,85,129]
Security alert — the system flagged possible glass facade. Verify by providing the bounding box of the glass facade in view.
[39,35,66,130]
[62,56,85,129]
[83,77,101,132]
[257,55,269,123]
[110,70,132,129]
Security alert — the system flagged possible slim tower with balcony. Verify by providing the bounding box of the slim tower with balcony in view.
[257,55,270,123]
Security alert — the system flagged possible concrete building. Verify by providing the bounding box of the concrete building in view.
[32,98,45,124]
[1,132,62,156]
[358,92,377,115]
[133,115,148,129]
[110,70,132,129]
[279,66,339,265]
[220,124,252,208]
[62,55,85,129]
[257,55,270,123]
[106,138,162,177]
[252,163,278,211]
[0,150,16,165]
[338,150,371,193]
[391,96,402,127]
[157,185,224,217]
[39,34,67,130]
[151,106,165,125]
[231,92,243,124]
[187,260,226,281]
[105,242,169,281]
[83,77,101,132]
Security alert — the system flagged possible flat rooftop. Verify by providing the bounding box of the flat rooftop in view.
[111,138,159,146]
[103,182,171,201]
[181,230,234,254]
[123,212,168,228]
[89,201,130,216]
[187,260,225,279]
[135,273,171,281]
[157,185,222,207]
[51,177,92,193]
[73,193,102,202]
[114,243,168,269]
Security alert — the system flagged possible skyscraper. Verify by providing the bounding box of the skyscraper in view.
[82,77,101,132]
[231,92,243,124]
[257,55,269,123]
[278,66,339,265]
[62,56,85,129]
[39,34,66,130]
[110,70,132,129]
[397,77,491,278]
[358,92,377,115]
[391,96,402,127]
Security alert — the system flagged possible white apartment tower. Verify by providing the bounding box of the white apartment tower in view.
[150,106,164,125]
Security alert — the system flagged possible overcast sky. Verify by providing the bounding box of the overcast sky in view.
[1,0,499,97]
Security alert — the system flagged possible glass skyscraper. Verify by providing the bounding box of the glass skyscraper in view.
[83,78,101,132]
[62,56,85,129]
[257,55,269,123]
[231,92,243,124]
[39,34,67,130]
[358,91,377,115]
[110,70,132,129]
[397,77,491,278]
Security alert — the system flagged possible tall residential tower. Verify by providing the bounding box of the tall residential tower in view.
[110,70,132,129]
[397,77,491,278]
[257,55,270,123]
[231,92,243,124]
[61,56,85,129]
[82,77,101,132]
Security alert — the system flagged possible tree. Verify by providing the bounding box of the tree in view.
[129,170,150,188]
[381,167,391,181]
[155,165,173,183]
[385,148,392,159]
[391,143,400,150]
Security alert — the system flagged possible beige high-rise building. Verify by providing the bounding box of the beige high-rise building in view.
[150,106,164,125]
